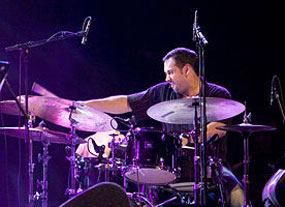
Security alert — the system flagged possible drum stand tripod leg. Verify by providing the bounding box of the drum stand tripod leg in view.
[212,159,227,207]
[35,139,51,207]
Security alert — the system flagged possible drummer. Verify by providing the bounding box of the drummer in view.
[79,47,244,206]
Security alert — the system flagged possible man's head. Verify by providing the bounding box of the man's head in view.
[162,47,198,75]
[162,48,199,95]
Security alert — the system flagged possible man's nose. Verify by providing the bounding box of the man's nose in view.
[165,75,171,82]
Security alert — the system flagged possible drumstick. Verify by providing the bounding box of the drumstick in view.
[31,82,58,97]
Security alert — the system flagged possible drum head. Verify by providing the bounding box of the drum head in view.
[125,168,176,185]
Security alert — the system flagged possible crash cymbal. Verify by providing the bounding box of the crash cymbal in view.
[0,126,86,144]
[147,97,245,124]
[216,123,277,133]
[0,95,33,116]
[0,96,118,132]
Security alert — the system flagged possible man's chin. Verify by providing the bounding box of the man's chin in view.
[171,85,179,93]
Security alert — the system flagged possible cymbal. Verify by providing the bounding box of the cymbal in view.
[147,97,245,124]
[0,96,118,132]
[0,126,86,144]
[216,123,277,133]
[0,95,33,116]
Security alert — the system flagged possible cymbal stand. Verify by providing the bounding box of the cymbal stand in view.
[240,113,252,207]
[190,99,201,205]
[241,131,252,207]
[34,134,51,207]
[109,133,119,180]
[66,102,79,196]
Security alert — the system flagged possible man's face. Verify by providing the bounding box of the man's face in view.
[164,57,189,95]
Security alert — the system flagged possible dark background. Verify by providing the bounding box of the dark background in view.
[0,0,284,206]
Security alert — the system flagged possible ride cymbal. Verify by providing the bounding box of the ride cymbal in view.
[147,97,245,124]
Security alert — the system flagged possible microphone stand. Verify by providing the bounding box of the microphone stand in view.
[193,10,208,206]
[5,26,88,207]
[1,75,32,206]
[273,88,285,127]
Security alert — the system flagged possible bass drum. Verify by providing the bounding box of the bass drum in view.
[124,127,178,185]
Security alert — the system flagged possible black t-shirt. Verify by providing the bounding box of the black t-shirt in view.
[127,81,232,165]
[127,81,231,133]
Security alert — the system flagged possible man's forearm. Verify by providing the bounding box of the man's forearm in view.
[80,95,132,114]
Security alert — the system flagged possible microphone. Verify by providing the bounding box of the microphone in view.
[90,138,105,154]
[114,116,137,127]
[192,10,198,42]
[81,16,92,45]
[270,75,277,106]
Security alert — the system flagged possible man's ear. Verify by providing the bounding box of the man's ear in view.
[184,64,191,76]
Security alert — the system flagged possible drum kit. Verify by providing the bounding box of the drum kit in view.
[0,93,277,207]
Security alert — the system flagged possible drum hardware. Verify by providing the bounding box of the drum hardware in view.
[207,139,227,207]
[126,192,154,207]
[126,119,142,193]
[194,10,209,205]
[0,121,82,207]
[217,113,276,207]
[109,133,122,178]
[65,101,80,196]
[34,134,51,207]
[190,98,202,205]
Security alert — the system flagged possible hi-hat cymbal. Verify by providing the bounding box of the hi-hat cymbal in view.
[0,96,118,132]
[147,97,245,124]
[0,126,86,144]
[216,123,277,133]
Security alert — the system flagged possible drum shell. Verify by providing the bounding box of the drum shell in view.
[124,127,179,185]
[126,127,177,168]
[75,158,124,191]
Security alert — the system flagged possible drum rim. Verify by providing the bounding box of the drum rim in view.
[135,127,162,133]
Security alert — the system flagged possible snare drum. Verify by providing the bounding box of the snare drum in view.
[124,127,178,185]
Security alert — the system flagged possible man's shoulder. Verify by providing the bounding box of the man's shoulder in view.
[150,82,171,89]
[206,81,231,99]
